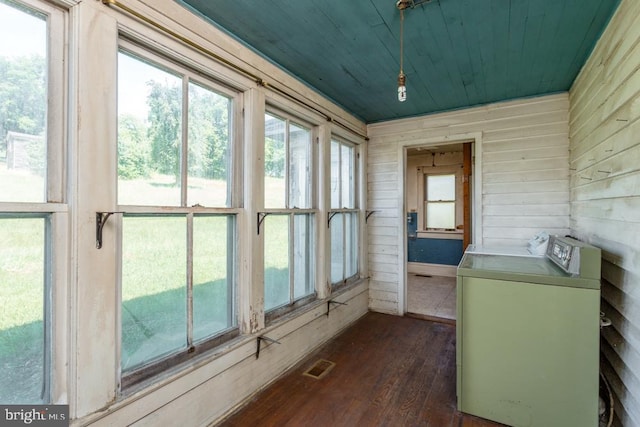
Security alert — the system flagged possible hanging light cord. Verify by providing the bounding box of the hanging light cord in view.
[399,9,404,75]
[397,5,407,102]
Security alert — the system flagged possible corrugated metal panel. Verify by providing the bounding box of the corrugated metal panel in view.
[569,0,640,425]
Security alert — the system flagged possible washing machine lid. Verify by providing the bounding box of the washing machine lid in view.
[464,245,544,258]
[457,252,600,290]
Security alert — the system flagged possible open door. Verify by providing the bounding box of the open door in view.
[405,142,472,321]
[462,142,472,249]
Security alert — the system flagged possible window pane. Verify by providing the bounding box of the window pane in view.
[264,114,286,208]
[187,83,231,207]
[0,217,46,403]
[264,215,289,311]
[121,216,187,371]
[330,213,357,284]
[331,140,355,209]
[341,144,354,209]
[293,214,314,299]
[345,212,358,278]
[118,52,182,206]
[193,215,235,342]
[426,202,455,229]
[330,141,340,209]
[0,3,47,202]
[330,213,344,284]
[330,139,358,286]
[427,174,455,201]
[289,123,311,209]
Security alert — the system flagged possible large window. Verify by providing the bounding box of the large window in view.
[424,174,456,230]
[329,138,358,286]
[0,0,65,404]
[117,44,238,385]
[263,112,315,314]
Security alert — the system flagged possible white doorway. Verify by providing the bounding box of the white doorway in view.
[404,142,473,321]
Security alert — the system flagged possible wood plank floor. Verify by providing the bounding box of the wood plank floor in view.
[407,274,456,321]
[217,312,505,427]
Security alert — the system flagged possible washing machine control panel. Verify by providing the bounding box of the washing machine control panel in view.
[545,236,601,279]
[548,238,576,272]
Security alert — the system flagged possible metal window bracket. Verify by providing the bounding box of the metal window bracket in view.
[96,212,123,249]
[257,212,272,235]
[327,300,348,317]
[256,335,281,359]
[365,210,376,223]
[328,212,339,228]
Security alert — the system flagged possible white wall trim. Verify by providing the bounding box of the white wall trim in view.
[407,262,457,277]
[473,133,484,247]
[397,133,482,315]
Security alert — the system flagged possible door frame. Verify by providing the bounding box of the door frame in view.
[397,132,483,315]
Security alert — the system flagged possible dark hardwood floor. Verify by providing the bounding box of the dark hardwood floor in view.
[218,312,505,427]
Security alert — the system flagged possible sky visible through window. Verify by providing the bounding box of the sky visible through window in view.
[117,52,179,120]
[0,2,45,57]
[0,2,171,122]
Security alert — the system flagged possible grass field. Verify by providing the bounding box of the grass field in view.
[121,215,244,370]
[0,165,298,398]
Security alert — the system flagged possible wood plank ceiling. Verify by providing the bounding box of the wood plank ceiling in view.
[178,0,621,123]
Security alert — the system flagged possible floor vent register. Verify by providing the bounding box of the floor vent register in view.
[303,359,335,379]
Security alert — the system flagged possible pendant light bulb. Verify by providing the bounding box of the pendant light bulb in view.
[398,72,407,102]
[397,6,406,102]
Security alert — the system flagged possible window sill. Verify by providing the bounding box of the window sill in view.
[417,230,463,240]
[109,280,368,419]
[265,293,318,325]
[266,276,368,328]
[120,327,240,393]
[331,274,362,293]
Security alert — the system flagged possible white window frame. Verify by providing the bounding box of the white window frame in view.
[262,107,317,322]
[0,0,68,404]
[115,40,242,390]
[329,137,360,287]
[417,166,463,235]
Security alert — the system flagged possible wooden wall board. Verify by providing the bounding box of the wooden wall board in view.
[569,0,640,424]
[367,94,571,314]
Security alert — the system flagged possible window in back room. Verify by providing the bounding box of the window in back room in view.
[424,173,456,230]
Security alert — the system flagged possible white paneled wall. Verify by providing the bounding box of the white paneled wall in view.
[366,94,570,314]
[569,0,640,425]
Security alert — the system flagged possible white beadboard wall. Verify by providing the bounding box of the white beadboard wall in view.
[569,0,640,425]
[366,94,571,314]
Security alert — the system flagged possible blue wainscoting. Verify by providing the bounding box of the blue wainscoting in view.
[407,212,463,266]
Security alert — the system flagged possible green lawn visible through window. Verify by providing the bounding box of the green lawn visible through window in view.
[0,217,45,404]
[121,214,248,371]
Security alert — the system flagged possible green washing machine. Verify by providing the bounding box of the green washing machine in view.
[456,236,601,427]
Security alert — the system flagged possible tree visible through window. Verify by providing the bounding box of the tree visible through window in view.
[117,46,237,380]
[263,112,315,313]
[0,0,63,404]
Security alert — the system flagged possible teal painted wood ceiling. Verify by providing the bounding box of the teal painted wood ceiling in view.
[179,0,620,123]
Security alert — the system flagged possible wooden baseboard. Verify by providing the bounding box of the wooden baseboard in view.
[407,262,456,277]
[405,312,456,326]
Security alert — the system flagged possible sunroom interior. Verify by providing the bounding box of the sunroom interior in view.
[0,0,638,426]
